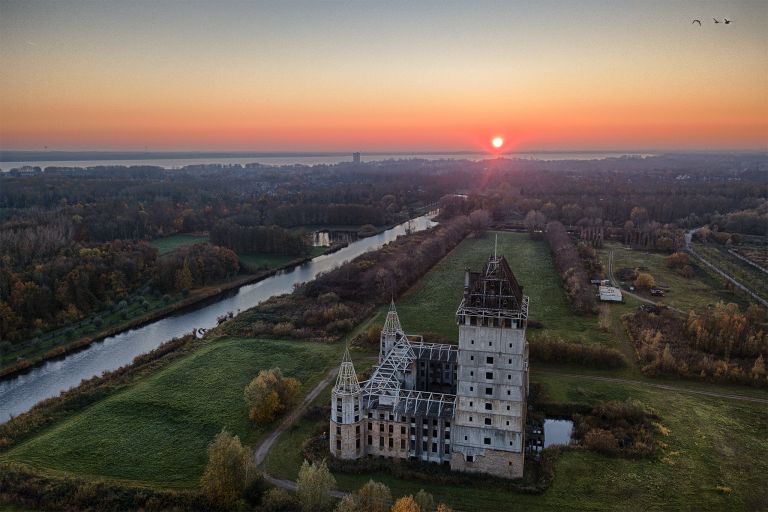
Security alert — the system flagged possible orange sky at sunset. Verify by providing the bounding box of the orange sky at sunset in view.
[1,0,766,152]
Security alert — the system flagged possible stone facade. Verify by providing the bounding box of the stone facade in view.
[329,254,529,479]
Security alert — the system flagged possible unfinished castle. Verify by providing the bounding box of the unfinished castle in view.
[329,253,530,479]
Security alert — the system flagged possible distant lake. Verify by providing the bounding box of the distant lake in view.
[0,152,655,171]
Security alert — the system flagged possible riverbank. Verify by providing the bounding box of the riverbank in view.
[0,254,316,382]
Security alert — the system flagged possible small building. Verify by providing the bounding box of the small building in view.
[598,286,623,302]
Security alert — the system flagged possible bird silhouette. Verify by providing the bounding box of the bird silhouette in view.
[724,18,732,24]
[692,19,702,26]
[713,18,721,23]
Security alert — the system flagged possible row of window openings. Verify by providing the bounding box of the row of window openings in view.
[468,355,514,365]
[468,339,520,349]
[462,435,516,447]
[336,439,361,450]
[469,370,514,381]
[467,385,513,397]
[467,401,513,412]
[364,436,450,454]
[367,413,451,428]
[466,416,512,427]
[366,423,452,439]
[464,317,521,328]
[336,415,359,422]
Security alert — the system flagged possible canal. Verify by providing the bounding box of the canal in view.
[0,213,437,421]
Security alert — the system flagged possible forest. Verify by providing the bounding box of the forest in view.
[1,153,766,347]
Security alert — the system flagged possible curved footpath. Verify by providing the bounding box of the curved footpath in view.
[253,365,348,498]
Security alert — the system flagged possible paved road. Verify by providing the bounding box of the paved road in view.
[533,370,768,405]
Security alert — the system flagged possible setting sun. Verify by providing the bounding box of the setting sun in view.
[492,136,504,149]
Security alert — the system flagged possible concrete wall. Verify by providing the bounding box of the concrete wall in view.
[451,316,528,476]
[450,447,525,479]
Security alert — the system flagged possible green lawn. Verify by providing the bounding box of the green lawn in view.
[238,246,326,272]
[387,231,612,346]
[150,233,210,255]
[267,357,768,512]
[2,338,341,488]
[603,242,748,312]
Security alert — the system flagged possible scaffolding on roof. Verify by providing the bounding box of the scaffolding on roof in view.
[382,300,403,335]
[333,347,360,395]
[394,389,456,418]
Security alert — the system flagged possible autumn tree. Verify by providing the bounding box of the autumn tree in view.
[524,210,547,233]
[244,368,301,423]
[391,496,421,512]
[414,490,435,512]
[296,459,336,512]
[436,505,454,512]
[752,354,766,381]
[175,258,194,290]
[200,429,256,506]
[634,272,655,290]
[335,495,359,512]
[468,209,491,235]
[357,479,393,512]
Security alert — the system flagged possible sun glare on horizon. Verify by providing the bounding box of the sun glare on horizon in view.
[492,136,504,149]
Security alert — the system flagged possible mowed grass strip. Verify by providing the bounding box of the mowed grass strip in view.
[393,231,611,345]
[3,338,340,488]
[150,234,210,255]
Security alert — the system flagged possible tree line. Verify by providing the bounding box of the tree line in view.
[544,221,598,315]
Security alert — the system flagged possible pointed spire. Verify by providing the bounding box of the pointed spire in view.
[382,300,403,335]
[494,233,498,260]
[334,346,360,394]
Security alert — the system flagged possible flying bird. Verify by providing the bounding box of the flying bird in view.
[713,18,721,23]
[724,18,732,24]
[692,19,701,26]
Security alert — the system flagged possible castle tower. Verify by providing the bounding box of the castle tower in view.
[330,347,364,459]
[450,254,530,479]
[380,300,403,362]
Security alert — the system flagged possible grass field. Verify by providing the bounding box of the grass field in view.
[693,243,768,304]
[383,231,613,346]
[238,246,326,272]
[2,338,341,488]
[603,242,748,312]
[265,358,768,512]
[261,231,768,511]
[150,233,210,255]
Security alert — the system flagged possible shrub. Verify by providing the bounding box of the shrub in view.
[261,488,301,512]
[529,336,626,369]
[200,429,255,506]
[296,459,336,512]
[244,368,301,423]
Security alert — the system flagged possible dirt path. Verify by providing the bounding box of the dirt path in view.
[252,364,353,497]
[533,369,768,405]
[253,365,339,468]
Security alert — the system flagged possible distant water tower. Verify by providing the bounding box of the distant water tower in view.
[352,152,361,164]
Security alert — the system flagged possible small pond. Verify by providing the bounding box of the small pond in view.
[543,419,574,448]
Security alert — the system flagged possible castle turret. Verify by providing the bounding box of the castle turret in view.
[380,300,403,362]
[330,347,364,459]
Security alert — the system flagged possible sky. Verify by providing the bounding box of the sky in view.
[0,0,766,153]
